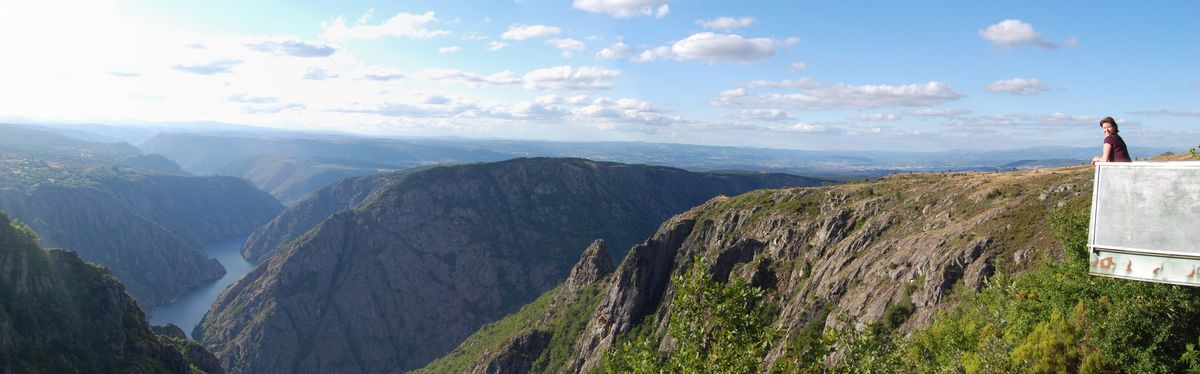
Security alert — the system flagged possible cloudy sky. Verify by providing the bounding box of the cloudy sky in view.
[1,0,1196,151]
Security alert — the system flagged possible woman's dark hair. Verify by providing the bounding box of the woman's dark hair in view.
[1100,116,1119,134]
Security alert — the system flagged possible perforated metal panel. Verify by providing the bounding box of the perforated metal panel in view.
[1089,161,1200,285]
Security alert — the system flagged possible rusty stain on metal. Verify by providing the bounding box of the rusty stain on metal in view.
[1127,260,1133,273]
[1189,267,1197,278]
[1098,257,1116,270]
[1153,264,1162,276]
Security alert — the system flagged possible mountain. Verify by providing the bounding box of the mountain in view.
[240,170,416,262]
[999,158,1086,171]
[140,132,511,175]
[0,211,224,373]
[195,158,829,373]
[214,154,399,205]
[141,131,1173,208]
[0,125,284,310]
[419,164,1096,373]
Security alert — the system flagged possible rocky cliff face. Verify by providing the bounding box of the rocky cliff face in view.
[97,174,283,247]
[0,185,224,310]
[424,166,1093,373]
[0,175,282,310]
[240,170,410,262]
[0,212,222,373]
[197,158,826,373]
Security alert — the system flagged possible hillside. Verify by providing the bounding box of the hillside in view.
[240,170,416,262]
[0,211,224,374]
[195,158,828,373]
[419,164,1098,373]
[214,154,397,205]
[0,125,284,310]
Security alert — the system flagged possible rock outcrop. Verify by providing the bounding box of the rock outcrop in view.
[418,239,617,374]
[423,166,1094,373]
[197,158,826,373]
[0,211,222,373]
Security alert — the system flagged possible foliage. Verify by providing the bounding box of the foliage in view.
[0,212,209,373]
[895,201,1200,373]
[605,256,776,373]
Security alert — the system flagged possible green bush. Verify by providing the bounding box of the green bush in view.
[605,256,776,373]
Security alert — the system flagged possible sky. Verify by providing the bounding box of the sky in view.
[0,0,1196,151]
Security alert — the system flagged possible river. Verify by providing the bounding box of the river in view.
[148,235,254,338]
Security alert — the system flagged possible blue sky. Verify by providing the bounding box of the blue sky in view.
[0,0,1196,151]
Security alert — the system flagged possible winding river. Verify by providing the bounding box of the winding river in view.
[148,235,253,338]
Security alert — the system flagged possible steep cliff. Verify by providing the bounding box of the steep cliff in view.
[0,175,282,310]
[0,185,224,310]
[197,158,827,373]
[426,165,1093,373]
[240,170,414,262]
[96,174,283,246]
[0,211,223,373]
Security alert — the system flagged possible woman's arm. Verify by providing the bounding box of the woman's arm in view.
[1093,143,1114,165]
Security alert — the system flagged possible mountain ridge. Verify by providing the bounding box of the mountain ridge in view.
[197,157,828,373]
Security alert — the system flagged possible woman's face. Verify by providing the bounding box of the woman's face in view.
[1102,123,1115,135]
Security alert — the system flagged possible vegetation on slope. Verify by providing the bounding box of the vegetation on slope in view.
[601,197,1200,373]
[415,283,606,374]
[0,211,220,373]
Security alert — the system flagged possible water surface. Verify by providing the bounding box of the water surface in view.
[148,236,253,338]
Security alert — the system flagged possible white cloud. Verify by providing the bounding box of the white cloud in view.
[572,0,670,18]
[739,78,817,89]
[548,38,586,57]
[776,122,828,133]
[486,41,509,51]
[603,33,778,64]
[1062,36,1079,48]
[1130,109,1200,118]
[361,68,405,81]
[523,65,621,90]
[595,42,634,60]
[506,94,682,126]
[944,112,1105,129]
[501,24,562,40]
[907,108,971,117]
[984,78,1049,96]
[631,46,673,63]
[670,32,775,62]
[321,11,450,40]
[715,80,965,110]
[978,19,1070,50]
[173,59,242,75]
[853,113,900,121]
[438,46,462,53]
[246,39,337,57]
[787,61,807,71]
[414,68,520,88]
[696,16,755,31]
[739,109,793,122]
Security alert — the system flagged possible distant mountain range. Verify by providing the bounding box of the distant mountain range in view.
[136,128,1172,205]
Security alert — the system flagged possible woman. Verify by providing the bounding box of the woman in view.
[1091,116,1132,164]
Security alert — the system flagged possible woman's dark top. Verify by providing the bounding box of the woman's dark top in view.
[1104,134,1132,162]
